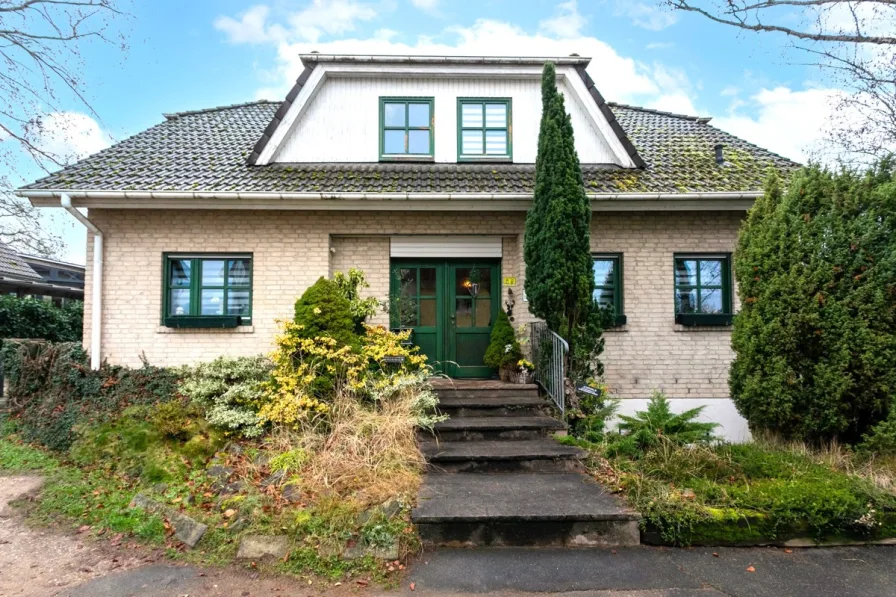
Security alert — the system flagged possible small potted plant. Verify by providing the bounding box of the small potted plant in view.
[508,358,535,384]
[484,310,524,381]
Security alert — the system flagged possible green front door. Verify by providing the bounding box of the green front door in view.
[390,259,500,378]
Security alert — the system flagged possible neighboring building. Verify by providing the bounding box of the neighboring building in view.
[0,242,84,303]
[16,54,799,439]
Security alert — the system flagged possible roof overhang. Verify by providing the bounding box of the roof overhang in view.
[19,189,759,212]
[248,54,644,169]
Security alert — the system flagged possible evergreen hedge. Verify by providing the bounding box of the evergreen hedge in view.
[0,296,83,343]
[730,162,896,443]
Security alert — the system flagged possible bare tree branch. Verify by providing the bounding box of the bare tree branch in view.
[0,0,128,256]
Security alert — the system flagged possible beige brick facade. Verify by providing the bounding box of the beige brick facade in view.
[84,208,742,399]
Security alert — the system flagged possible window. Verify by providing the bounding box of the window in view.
[457,98,512,160]
[593,254,625,326]
[673,254,733,326]
[379,97,434,160]
[163,254,252,327]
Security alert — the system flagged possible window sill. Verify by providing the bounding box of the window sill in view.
[379,156,434,163]
[157,325,254,334]
[675,314,733,327]
[457,156,513,163]
[603,324,629,333]
[674,324,732,332]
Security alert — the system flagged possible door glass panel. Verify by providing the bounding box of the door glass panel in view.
[419,298,436,327]
[456,268,472,295]
[420,267,437,295]
[201,260,226,286]
[399,269,417,296]
[474,268,491,296]
[455,297,473,328]
[474,298,492,327]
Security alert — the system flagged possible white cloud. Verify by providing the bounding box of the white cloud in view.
[410,0,439,13]
[713,86,844,163]
[646,41,674,50]
[539,0,587,39]
[214,1,379,45]
[720,85,740,97]
[35,112,112,163]
[615,2,678,31]
[648,93,699,116]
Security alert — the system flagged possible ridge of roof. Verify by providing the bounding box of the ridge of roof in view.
[608,102,713,124]
[163,100,279,121]
[298,53,592,67]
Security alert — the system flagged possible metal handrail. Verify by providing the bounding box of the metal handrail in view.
[530,321,569,414]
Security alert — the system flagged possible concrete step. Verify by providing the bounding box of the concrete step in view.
[412,472,641,547]
[431,379,541,400]
[437,395,549,418]
[430,415,566,441]
[422,439,587,473]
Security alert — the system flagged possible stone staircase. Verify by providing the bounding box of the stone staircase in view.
[412,380,641,548]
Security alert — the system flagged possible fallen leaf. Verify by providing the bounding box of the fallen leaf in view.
[334,582,342,587]
[410,583,416,591]
[712,552,719,558]
[746,566,756,573]
[356,580,369,587]
[224,509,237,518]
[784,549,793,554]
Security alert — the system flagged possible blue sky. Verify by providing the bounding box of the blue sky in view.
[13,0,846,263]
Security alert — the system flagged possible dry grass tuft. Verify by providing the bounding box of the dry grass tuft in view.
[265,384,427,507]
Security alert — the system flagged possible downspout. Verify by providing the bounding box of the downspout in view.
[60,193,103,370]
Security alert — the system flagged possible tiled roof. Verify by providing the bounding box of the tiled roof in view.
[20,100,799,196]
[0,243,42,282]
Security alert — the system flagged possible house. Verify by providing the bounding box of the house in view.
[0,242,84,303]
[17,54,799,439]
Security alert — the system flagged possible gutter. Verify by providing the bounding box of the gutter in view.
[60,193,103,370]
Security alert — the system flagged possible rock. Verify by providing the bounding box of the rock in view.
[380,499,402,519]
[281,484,302,503]
[218,481,245,495]
[261,470,286,487]
[228,516,251,534]
[236,535,291,560]
[252,453,270,467]
[152,483,168,495]
[129,493,208,549]
[343,540,399,561]
[206,465,233,483]
[225,442,243,456]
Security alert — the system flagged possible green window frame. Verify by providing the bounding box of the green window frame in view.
[162,254,253,327]
[593,254,626,326]
[673,254,733,326]
[379,97,434,161]
[457,98,512,161]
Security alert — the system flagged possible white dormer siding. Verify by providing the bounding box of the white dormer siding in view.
[270,69,628,165]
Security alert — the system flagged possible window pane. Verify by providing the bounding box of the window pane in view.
[455,297,473,328]
[408,130,430,154]
[169,289,190,316]
[228,259,251,286]
[201,289,224,315]
[201,260,225,286]
[384,103,405,127]
[700,289,723,313]
[485,130,507,155]
[461,103,483,128]
[474,298,492,327]
[169,259,191,287]
[398,299,418,327]
[420,298,436,326]
[593,259,615,287]
[700,260,723,286]
[384,130,405,154]
[420,267,437,295]
[675,260,697,286]
[676,290,698,314]
[461,130,483,155]
[399,269,417,296]
[228,290,251,316]
[408,103,430,127]
[595,287,615,307]
[485,103,507,127]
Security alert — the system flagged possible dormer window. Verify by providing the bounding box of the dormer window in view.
[458,98,512,161]
[379,97,434,161]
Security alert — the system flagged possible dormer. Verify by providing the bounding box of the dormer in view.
[248,54,644,168]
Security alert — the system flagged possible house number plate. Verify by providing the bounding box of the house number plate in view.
[503,277,517,286]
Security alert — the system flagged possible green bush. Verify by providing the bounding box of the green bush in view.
[483,310,521,370]
[178,355,272,438]
[567,383,619,442]
[333,269,381,334]
[294,277,357,347]
[609,392,718,457]
[731,162,896,443]
[0,296,82,342]
[0,340,179,451]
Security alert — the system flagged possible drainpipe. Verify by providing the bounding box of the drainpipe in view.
[60,193,103,370]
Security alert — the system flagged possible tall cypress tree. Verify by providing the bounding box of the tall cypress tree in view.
[524,62,604,379]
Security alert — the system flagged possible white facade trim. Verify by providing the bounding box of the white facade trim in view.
[390,235,502,258]
[255,66,325,165]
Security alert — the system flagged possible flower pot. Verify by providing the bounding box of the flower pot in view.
[507,369,535,385]
[498,367,513,382]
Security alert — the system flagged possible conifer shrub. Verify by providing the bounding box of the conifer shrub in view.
[333,268,382,333]
[483,310,521,370]
[730,162,896,443]
[294,277,357,347]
